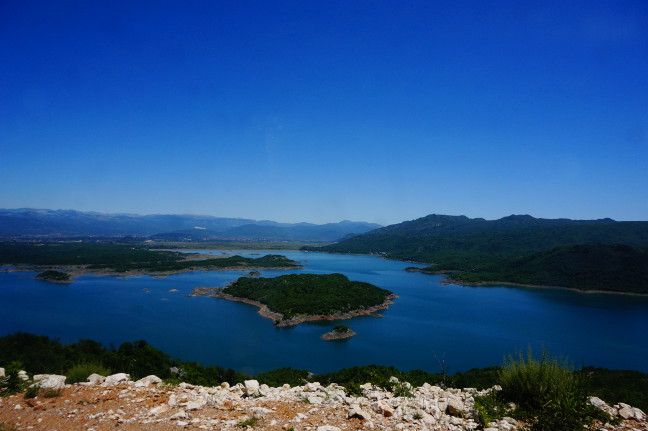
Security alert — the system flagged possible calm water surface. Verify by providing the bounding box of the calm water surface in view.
[1,251,647,375]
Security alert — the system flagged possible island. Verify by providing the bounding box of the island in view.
[322,324,356,341]
[0,242,301,280]
[35,270,72,283]
[190,273,397,327]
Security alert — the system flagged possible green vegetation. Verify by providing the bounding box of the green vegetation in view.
[1,333,646,414]
[497,349,609,431]
[304,214,648,294]
[237,416,261,427]
[224,273,393,320]
[0,422,18,431]
[154,241,330,250]
[0,242,299,273]
[333,324,350,333]
[452,244,648,294]
[35,270,71,282]
[65,362,112,384]
[0,362,27,396]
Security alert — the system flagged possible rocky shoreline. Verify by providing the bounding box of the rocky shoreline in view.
[190,287,398,327]
[1,370,645,431]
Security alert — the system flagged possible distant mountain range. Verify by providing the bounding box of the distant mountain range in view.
[304,214,648,294]
[0,209,381,242]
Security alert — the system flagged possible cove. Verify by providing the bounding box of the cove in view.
[1,250,647,375]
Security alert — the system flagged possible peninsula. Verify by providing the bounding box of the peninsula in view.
[190,273,396,327]
[0,242,301,280]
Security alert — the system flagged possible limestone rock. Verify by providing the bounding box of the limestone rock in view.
[244,379,260,396]
[87,374,106,385]
[446,396,465,416]
[102,373,130,386]
[372,400,394,417]
[348,404,372,421]
[134,375,162,387]
[32,374,66,390]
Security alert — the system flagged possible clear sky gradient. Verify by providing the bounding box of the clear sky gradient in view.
[1,1,647,225]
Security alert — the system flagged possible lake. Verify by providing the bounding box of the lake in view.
[1,250,647,375]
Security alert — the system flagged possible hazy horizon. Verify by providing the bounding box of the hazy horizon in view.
[2,1,647,226]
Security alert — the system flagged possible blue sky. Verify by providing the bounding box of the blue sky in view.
[1,1,647,225]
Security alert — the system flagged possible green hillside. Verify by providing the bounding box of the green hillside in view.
[303,214,648,293]
[454,244,648,294]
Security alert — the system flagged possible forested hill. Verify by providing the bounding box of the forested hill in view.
[454,244,648,294]
[303,214,648,293]
[308,214,648,262]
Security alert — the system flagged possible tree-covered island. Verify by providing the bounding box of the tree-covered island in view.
[0,242,300,280]
[191,273,397,326]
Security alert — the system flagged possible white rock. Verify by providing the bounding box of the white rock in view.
[0,367,4,378]
[176,420,188,426]
[149,405,169,415]
[318,426,342,431]
[220,382,230,390]
[14,404,23,410]
[446,396,465,416]
[102,373,130,386]
[87,374,106,385]
[250,406,273,415]
[135,375,162,387]
[371,400,394,417]
[184,401,203,411]
[170,410,189,420]
[18,370,29,381]
[32,374,66,390]
[244,379,260,396]
[348,404,372,421]
[618,403,635,419]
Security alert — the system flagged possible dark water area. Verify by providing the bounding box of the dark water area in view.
[1,251,647,375]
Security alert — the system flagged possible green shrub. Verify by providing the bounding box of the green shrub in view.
[66,362,111,384]
[0,362,26,396]
[23,384,39,399]
[237,416,260,427]
[498,348,605,431]
[473,392,509,428]
[0,422,19,431]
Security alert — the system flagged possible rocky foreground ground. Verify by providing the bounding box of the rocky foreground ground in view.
[0,371,646,431]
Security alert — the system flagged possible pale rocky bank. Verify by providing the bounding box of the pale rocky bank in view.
[0,368,646,431]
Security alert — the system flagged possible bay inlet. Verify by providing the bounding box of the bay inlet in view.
[1,250,647,375]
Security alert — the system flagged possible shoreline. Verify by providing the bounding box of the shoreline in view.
[1,262,302,282]
[189,287,398,327]
[403,267,648,297]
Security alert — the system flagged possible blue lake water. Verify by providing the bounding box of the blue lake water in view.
[1,250,647,375]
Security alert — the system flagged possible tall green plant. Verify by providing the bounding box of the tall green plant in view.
[498,348,606,431]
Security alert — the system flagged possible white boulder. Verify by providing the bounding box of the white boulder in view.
[102,373,130,386]
[32,374,66,390]
[244,379,260,396]
[134,375,162,387]
[86,374,106,385]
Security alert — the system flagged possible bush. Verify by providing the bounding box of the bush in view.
[0,362,27,396]
[66,362,111,384]
[498,348,605,431]
[473,392,510,428]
